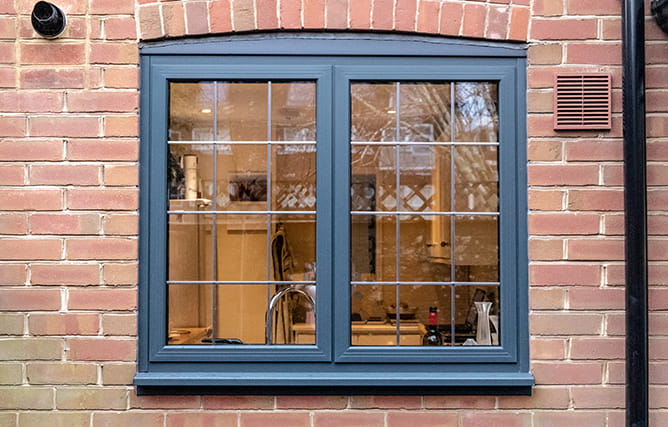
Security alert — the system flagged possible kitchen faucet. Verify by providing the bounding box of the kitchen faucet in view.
[265,286,315,345]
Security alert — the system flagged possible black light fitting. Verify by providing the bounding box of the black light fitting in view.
[31,1,67,39]
[652,0,668,34]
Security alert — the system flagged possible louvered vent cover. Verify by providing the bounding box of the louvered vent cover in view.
[554,73,612,130]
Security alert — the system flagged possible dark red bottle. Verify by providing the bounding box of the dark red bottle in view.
[422,306,443,346]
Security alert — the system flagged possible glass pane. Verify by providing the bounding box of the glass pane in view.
[399,215,451,282]
[399,145,450,212]
[168,144,214,203]
[271,215,316,281]
[454,82,498,142]
[351,83,397,142]
[400,284,451,346]
[268,284,316,345]
[454,145,498,213]
[351,145,396,211]
[271,82,316,141]
[169,82,214,141]
[454,216,499,282]
[167,284,213,345]
[216,214,268,282]
[351,215,396,282]
[351,284,396,346]
[272,144,316,211]
[454,285,500,346]
[215,144,267,210]
[168,214,213,282]
[399,83,451,142]
[217,82,268,141]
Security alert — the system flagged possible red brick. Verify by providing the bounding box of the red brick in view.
[68,338,136,361]
[0,140,63,161]
[90,42,138,65]
[257,0,279,28]
[68,91,137,113]
[101,362,135,385]
[20,43,85,65]
[569,287,624,310]
[529,213,600,235]
[0,239,62,260]
[0,338,62,361]
[461,3,485,38]
[0,165,25,186]
[56,387,128,410]
[102,313,137,335]
[0,42,13,63]
[68,188,138,210]
[508,6,529,40]
[0,17,13,39]
[423,396,495,409]
[30,164,100,186]
[67,238,137,260]
[350,395,421,409]
[498,386,569,409]
[202,395,275,409]
[0,0,15,13]
[387,412,458,427]
[534,411,606,427]
[30,116,99,138]
[30,213,100,235]
[95,412,165,427]
[234,0,256,31]
[566,0,623,15]
[572,386,624,408]
[461,413,532,427]
[104,67,138,89]
[532,0,562,16]
[530,263,601,286]
[530,338,567,360]
[0,386,54,409]
[568,239,624,261]
[650,289,668,311]
[649,189,668,211]
[67,139,138,161]
[529,239,564,260]
[139,4,163,40]
[417,0,440,34]
[0,66,14,88]
[606,312,625,336]
[568,190,624,211]
[528,189,563,210]
[531,18,597,40]
[530,288,566,310]
[0,288,60,311]
[163,2,186,37]
[26,362,97,385]
[0,92,62,113]
[280,0,301,29]
[531,313,602,335]
[0,117,25,137]
[528,164,598,186]
[31,264,99,285]
[395,0,417,32]
[185,2,209,35]
[486,5,509,40]
[209,0,233,33]
[312,412,384,427]
[103,213,138,235]
[567,43,622,65]
[277,395,348,409]
[571,337,625,359]
[372,0,393,30]
[167,413,236,427]
[90,0,134,14]
[440,1,463,36]
[0,214,27,234]
[566,140,623,161]
[20,68,85,89]
[104,164,138,186]
[349,0,370,29]
[242,413,310,427]
[0,264,27,285]
[0,189,62,211]
[105,17,137,39]
[130,393,201,409]
[103,263,137,285]
[327,0,348,29]
[69,288,136,311]
[29,313,99,335]
[104,115,138,137]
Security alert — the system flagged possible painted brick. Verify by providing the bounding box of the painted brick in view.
[0,363,22,384]
[530,263,601,286]
[0,339,62,360]
[102,313,137,335]
[439,1,463,36]
[0,387,54,410]
[571,386,625,408]
[0,264,26,285]
[568,190,624,211]
[67,139,138,161]
[387,412,458,427]
[185,2,210,35]
[104,115,138,137]
[67,238,137,260]
[312,412,385,427]
[29,313,99,335]
[0,213,27,234]
[202,395,275,409]
[31,264,99,285]
[529,213,600,235]
[56,387,128,410]
[498,386,569,409]
[29,116,99,137]
[372,0,393,30]
[0,117,25,137]
[20,43,85,65]
[304,0,325,28]
[0,314,24,334]
[461,412,532,427]
[0,239,62,260]
[26,363,97,385]
[103,263,138,284]
[209,0,233,33]
[422,396,495,409]
[530,313,602,335]
[95,412,165,427]
[234,0,257,31]
[280,0,301,29]
[530,338,567,360]
[68,188,138,210]
[101,363,135,385]
[277,395,348,409]
[68,338,136,361]
[569,287,624,310]
[568,239,624,261]
[528,164,598,186]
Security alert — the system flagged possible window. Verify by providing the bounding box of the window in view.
[136,34,532,393]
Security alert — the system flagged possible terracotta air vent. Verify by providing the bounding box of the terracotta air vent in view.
[553,73,612,130]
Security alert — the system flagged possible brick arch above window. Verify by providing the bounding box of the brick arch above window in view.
[137,0,530,42]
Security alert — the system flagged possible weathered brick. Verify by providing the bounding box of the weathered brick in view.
[29,313,99,335]
[0,238,62,260]
[163,2,186,37]
[185,2,210,35]
[486,5,509,40]
[68,338,136,361]
[532,0,562,16]
[139,4,164,39]
[0,314,24,335]
[0,339,62,361]
[416,0,440,34]
[56,387,128,410]
[69,288,136,311]
[0,386,54,409]
[67,188,138,210]
[233,0,256,31]
[26,362,97,385]
[326,0,348,29]
[20,68,85,89]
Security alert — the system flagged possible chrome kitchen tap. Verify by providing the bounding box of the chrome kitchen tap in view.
[265,286,315,345]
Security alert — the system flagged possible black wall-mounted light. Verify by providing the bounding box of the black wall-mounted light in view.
[31,1,67,39]
[652,0,668,34]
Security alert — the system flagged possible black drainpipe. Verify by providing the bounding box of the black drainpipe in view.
[622,0,649,426]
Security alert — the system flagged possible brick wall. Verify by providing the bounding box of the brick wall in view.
[0,0,666,425]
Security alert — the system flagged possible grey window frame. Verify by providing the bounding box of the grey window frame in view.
[136,33,532,394]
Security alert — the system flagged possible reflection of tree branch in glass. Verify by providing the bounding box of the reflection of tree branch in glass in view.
[228,175,267,202]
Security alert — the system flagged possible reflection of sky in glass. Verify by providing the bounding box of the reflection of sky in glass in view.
[455,83,498,142]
